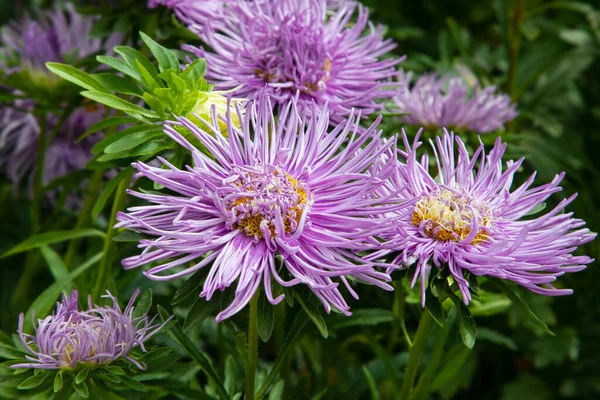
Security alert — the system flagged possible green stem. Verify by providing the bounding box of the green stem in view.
[92,172,131,302]
[30,113,48,234]
[274,300,289,395]
[398,310,433,400]
[64,170,104,270]
[245,292,260,400]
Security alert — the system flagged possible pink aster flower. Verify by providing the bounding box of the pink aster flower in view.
[13,290,168,370]
[388,130,595,305]
[182,0,401,122]
[116,97,396,321]
[394,70,517,133]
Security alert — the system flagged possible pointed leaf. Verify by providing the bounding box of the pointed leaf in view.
[140,32,180,73]
[81,91,157,119]
[92,166,134,220]
[184,298,218,332]
[53,371,63,392]
[294,291,328,338]
[18,373,46,389]
[45,62,107,92]
[257,295,275,342]
[3,229,104,258]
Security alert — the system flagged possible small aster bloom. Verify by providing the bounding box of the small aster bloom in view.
[0,4,121,195]
[388,130,595,305]
[394,70,517,133]
[12,290,168,370]
[116,97,396,321]
[183,0,401,122]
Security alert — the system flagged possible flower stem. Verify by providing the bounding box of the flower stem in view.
[245,292,260,400]
[30,113,48,234]
[64,170,104,270]
[92,172,131,302]
[398,309,432,400]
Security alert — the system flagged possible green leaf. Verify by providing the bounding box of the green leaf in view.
[73,380,89,398]
[120,375,146,392]
[184,298,218,332]
[18,373,46,389]
[53,371,63,392]
[113,46,160,86]
[112,231,148,242]
[524,202,546,216]
[96,139,174,162]
[268,380,284,400]
[77,116,135,143]
[93,73,144,97]
[224,355,237,395]
[328,309,393,330]
[22,253,103,333]
[181,59,207,90]
[104,365,126,376]
[97,55,141,81]
[91,124,162,155]
[91,166,134,220]
[45,62,107,92]
[3,229,105,258]
[40,246,69,285]
[491,280,554,336]
[257,295,274,342]
[81,91,157,120]
[104,129,162,154]
[294,291,328,338]
[171,268,209,305]
[136,59,161,91]
[254,311,310,399]
[426,300,445,328]
[133,288,153,320]
[449,293,477,348]
[477,327,517,351]
[140,32,180,73]
[362,366,380,400]
[157,305,229,400]
[75,368,89,384]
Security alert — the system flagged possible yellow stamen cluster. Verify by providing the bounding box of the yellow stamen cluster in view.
[412,189,491,244]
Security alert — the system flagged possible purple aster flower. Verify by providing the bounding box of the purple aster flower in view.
[394,70,517,133]
[148,0,226,30]
[182,0,401,122]
[116,97,396,321]
[12,290,168,370]
[387,130,595,305]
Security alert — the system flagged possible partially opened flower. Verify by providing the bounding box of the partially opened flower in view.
[183,0,400,122]
[116,97,396,320]
[388,130,595,305]
[394,70,517,133]
[13,290,167,370]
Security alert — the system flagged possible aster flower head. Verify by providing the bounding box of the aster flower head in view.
[183,0,401,122]
[394,70,517,133]
[13,290,168,370]
[388,130,595,305]
[116,96,397,321]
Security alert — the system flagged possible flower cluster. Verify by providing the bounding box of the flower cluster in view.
[182,0,401,121]
[394,70,517,133]
[13,290,166,370]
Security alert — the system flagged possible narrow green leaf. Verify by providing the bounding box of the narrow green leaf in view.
[140,32,180,73]
[77,116,135,143]
[112,231,148,242]
[113,46,160,86]
[73,381,89,398]
[426,299,445,328]
[119,375,146,392]
[133,288,153,320]
[3,229,105,258]
[75,368,89,384]
[449,294,477,349]
[268,380,284,400]
[97,55,141,81]
[104,130,162,154]
[45,62,107,92]
[18,373,46,389]
[181,59,207,90]
[96,140,174,162]
[53,371,63,392]
[81,91,157,119]
[362,366,379,400]
[92,166,134,220]
[91,124,162,155]
[255,311,310,399]
[171,268,209,305]
[135,59,162,91]
[40,246,69,285]
[93,73,144,97]
[184,298,218,332]
[294,291,328,338]
[257,295,275,342]
[157,305,229,400]
[491,280,555,336]
[224,355,237,395]
[104,365,126,376]
[328,308,393,330]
